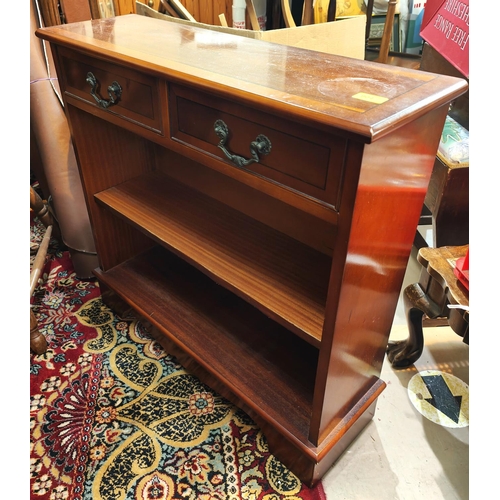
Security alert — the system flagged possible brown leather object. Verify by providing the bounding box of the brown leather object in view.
[30,0,98,278]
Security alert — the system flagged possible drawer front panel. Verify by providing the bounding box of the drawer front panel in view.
[169,85,346,208]
[58,48,163,134]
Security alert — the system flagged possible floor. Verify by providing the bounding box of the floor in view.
[321,228,470,499]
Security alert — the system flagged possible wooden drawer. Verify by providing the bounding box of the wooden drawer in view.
[58,48,163,134]
[169,85,346,209]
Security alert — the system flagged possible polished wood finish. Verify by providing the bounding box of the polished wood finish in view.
[387,245,469,368]
[169,84,346,209]
[95,173,331,346]
[36,15,467,485]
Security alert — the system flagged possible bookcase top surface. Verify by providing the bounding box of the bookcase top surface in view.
[37,14,468,141]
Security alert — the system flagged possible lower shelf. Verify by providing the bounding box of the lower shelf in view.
[95,245,318,443]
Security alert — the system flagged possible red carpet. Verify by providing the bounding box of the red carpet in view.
[30,215,326,500]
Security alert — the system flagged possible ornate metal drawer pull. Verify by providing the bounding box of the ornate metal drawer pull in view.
[86,72,122,109]
[214,119,271,168]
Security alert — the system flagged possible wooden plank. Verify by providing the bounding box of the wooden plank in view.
[170,0,196,21]
[245,0,260,30]
[218,13,228,26]
[160,0,180,17]
[181,0,199,22]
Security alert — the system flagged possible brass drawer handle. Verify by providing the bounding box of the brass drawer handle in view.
[86,72,122,109]
[214,119,271,168]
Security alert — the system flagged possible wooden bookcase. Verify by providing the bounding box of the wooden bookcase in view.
[36,14,467,485]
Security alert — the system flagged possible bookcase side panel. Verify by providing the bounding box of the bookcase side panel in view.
[314,105,451,442]
[64,103,157,270]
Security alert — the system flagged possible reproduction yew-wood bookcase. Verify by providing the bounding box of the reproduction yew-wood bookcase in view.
[36,15,467,486]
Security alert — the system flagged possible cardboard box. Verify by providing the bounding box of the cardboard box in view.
[135,2,366,60]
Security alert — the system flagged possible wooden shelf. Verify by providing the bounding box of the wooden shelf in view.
[95,172,331,346]
[95,245,318,440]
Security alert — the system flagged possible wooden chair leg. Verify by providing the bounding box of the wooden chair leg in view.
[30,186,60,241]
[30,309,47,355]
[376,0,398,64]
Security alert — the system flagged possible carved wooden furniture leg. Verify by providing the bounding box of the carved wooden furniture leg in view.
[30,186,60,241]
[387,282,442,368]
[31,186,54,355]
[30,186,50,227]
[30,309,48,355]
[30,224,52,355]
[387,245,469,368]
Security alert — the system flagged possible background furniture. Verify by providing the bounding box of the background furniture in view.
[418,122,469,249]
[37,13,466,486]
[387,244,469,368]
[415,42,469,249]
[368,40,469,250]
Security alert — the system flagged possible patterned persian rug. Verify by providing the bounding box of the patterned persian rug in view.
[30,214,327,500]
